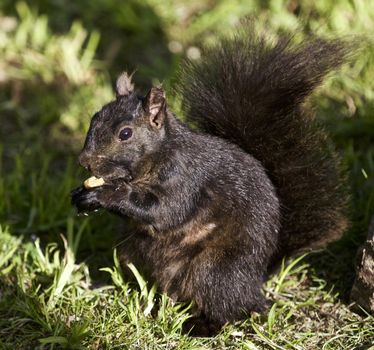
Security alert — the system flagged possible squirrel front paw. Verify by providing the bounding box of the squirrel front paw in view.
[71,186,104,213]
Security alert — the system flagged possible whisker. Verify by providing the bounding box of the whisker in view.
[113,230,137,248]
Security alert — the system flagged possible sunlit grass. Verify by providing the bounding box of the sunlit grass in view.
[1,226,373,349]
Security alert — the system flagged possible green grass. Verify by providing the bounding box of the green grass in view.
[1,227,374,349]
[1,1,374,349]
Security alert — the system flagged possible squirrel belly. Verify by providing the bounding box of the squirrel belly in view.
[72,28,350,334]
[117,122,281,326]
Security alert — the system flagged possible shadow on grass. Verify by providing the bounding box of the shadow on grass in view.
[305,237,359,301]
[305,105,374,303]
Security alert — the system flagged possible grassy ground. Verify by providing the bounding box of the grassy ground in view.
[1,1,374,349]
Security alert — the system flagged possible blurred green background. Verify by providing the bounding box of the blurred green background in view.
[0,1,373,348]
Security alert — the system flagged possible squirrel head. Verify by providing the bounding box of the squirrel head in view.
[78,72,168,182]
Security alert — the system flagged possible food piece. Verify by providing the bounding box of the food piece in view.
[84,176,105,189]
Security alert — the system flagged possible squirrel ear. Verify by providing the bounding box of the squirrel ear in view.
[143,86,166,129]
[115,71,134,98]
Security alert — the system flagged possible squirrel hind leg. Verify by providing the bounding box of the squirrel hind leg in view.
[183,250,269,330]
[181,316,217,337]
[182,296,270,337]
[182,314,222,337]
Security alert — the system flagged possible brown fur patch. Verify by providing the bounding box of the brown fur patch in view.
[181,222,216,245]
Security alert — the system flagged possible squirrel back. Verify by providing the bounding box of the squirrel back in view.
[177,30,350,259]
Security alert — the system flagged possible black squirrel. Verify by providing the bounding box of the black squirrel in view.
[71,29,350,335]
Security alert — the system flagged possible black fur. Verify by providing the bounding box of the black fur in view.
[71,28,350,335]
[178,30,351,260]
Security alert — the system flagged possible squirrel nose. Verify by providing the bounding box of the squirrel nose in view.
[78,152,92,172]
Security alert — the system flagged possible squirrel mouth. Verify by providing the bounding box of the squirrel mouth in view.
[83,176,105,189]
[95,173,132,185]
[82,175,131,190]
[89,163,133,185]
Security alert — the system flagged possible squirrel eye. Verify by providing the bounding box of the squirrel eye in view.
[119,127,133,141]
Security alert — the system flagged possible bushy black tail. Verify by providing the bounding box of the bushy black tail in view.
[178,29,351,257]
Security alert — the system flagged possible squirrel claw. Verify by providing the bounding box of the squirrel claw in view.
[71,185,103,213]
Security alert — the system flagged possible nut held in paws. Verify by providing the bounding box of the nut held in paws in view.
[84,176,105,189]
